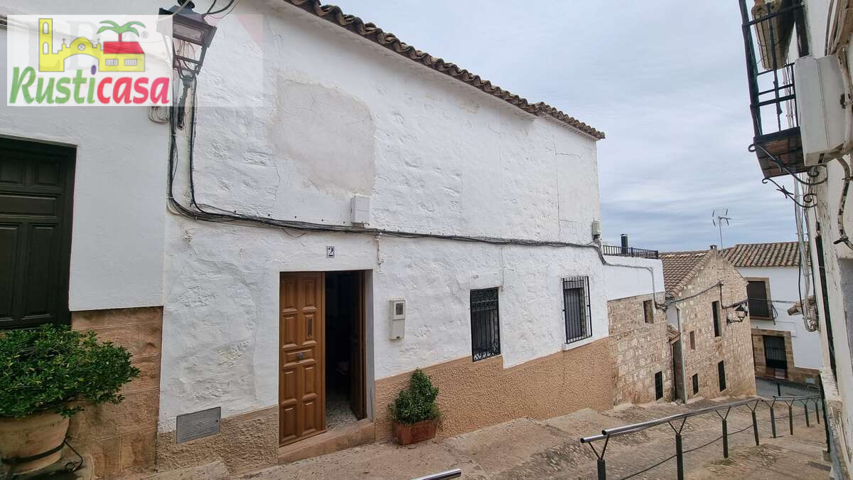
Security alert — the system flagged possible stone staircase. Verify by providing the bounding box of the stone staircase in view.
[217,397,832,479]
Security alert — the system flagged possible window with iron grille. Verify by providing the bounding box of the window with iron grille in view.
[563,276,591,344]
[712,301,721,337]
[692,374,699,395]
[763,335,788,370]
[643,300,654,324]
[718,361,727,392]
[655,371,664,400]
[470,288,500,361]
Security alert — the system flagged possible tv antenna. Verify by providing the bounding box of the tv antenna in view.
[712,209,731,249]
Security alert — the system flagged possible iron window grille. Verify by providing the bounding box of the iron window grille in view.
[712,301,722,337]
[763,335,788,370]
[692,374,699,395]
[655,372,664,400]
[563,276,592,344]
[718,361,727,392]
[470,288,500,361]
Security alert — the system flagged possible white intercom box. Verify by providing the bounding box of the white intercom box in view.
[389,299,406,340]
[351,195,371,225]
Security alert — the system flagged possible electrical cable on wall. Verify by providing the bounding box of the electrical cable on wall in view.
[167,76,665,304]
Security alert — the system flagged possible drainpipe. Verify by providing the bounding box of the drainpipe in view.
[677,306,688,403]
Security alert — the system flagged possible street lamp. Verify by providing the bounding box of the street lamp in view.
[159,1,217,78]
[728,303,748,324]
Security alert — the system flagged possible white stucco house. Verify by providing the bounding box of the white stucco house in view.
[738,0,853,476]
[722,242,823,385]
[1,1,665,477]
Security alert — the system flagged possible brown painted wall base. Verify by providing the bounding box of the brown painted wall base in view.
[375,338,614,441]
[68,307,163,479]
[156,406,279,476]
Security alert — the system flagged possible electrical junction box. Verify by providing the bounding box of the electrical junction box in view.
[351,195,371,226]
[389,299,405,340]
[794,55,847,166]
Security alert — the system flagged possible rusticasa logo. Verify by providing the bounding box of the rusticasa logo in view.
[6,15,173,106]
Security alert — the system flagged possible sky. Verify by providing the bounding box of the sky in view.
[330,0,801,252]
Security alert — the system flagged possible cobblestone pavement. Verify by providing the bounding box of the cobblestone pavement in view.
[755,377,819,398]
[161,395,832,479]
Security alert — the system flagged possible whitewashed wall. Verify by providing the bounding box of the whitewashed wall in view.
[737,266,823,370]
[158,0,604,430]
[604,257,664,301]
[0,2,169,311]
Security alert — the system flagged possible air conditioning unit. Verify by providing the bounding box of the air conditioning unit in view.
[794,55,847,165]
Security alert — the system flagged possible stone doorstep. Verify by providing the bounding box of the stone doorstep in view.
[277,419,375,464]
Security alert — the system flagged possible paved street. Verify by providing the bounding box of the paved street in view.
[220,397,830,480]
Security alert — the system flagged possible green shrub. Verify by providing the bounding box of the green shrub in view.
[389,368,440,425]
[0,324,140,418]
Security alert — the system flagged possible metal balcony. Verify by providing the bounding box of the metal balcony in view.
[739,0,810,178]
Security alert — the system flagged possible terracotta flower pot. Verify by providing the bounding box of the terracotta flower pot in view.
[0,411,70,474]
[394,419,437,445]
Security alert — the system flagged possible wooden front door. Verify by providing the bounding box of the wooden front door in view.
[0,138,75,329]
[349,271,366,419]
[279,272,325,446]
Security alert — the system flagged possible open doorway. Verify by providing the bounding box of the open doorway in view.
[325,271,366,430]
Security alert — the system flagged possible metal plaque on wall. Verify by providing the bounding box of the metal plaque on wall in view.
[176,406,221,444]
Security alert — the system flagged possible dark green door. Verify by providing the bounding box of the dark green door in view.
[0,137,74,329]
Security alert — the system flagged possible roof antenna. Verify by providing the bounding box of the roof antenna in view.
[712,209,731,249]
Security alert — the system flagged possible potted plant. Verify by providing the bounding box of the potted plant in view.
[389,369,441,445]
[0,325,139,475]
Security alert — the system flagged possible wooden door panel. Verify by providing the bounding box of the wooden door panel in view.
[0,224,20,321]
[0,138,74,330]
[280,272,325,446]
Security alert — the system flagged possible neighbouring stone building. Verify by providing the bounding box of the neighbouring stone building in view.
[660,247,756,401]
[608,291,673,405]
[721,242,823,386]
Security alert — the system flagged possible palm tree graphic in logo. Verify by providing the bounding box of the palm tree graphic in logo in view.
[38,18,148,72]
[97,20,144,42]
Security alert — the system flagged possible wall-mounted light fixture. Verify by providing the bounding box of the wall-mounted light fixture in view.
[159,1,217,78]
[159,1,217,127]
[727,303,748,324]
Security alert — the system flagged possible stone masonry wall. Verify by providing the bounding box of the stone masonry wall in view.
[676,250,756,400]
[68,307,162,478]
[608,293,673,404]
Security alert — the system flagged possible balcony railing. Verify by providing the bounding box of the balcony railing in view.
[601,245,659,259]
[739,0,810,178]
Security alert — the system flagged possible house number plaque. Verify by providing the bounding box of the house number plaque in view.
[176,406,221,444]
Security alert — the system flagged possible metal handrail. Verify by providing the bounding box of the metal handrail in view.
[580,393,825,480]
[592,398,758,441]
[411,469,462,480]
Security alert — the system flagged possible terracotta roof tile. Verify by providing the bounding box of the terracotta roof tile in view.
[283,0,605,140]
[660,250,711,297]
[721,242,800,267]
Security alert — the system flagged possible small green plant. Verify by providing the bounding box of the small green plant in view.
[389,368,441,425]
[0,324,140,418]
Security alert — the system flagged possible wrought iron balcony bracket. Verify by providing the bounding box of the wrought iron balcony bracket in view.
[750,143,828,210]
[750,143,828,187]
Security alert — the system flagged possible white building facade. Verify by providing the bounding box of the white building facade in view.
[739,0,853,477]
[722,243,823,385]
[1,1,665,477]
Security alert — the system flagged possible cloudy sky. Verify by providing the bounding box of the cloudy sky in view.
[332,0,800,251]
